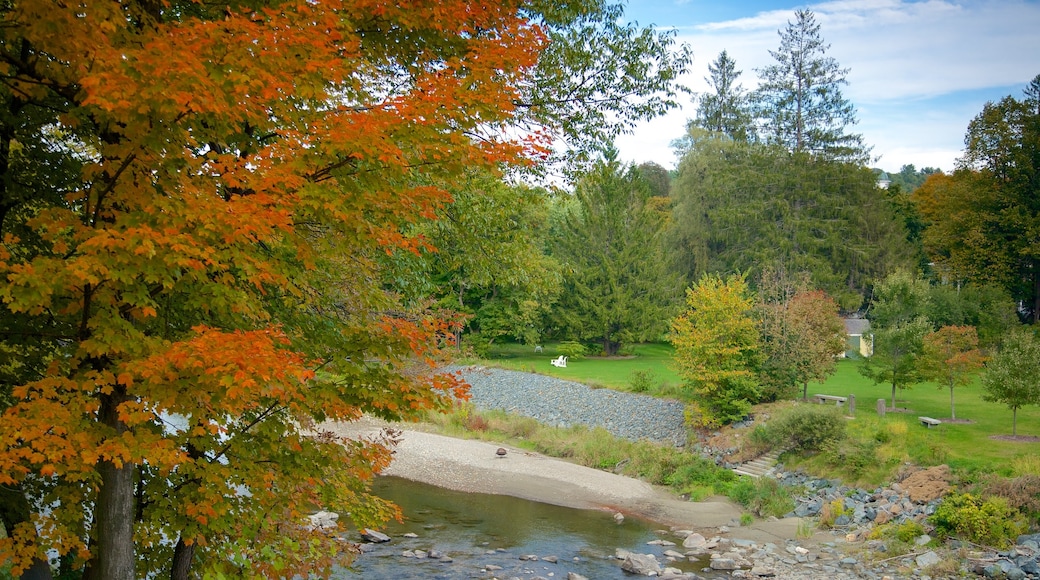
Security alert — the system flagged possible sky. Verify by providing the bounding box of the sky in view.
[614,0,1040,173]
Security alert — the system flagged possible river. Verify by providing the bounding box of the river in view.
[336,476,715,579]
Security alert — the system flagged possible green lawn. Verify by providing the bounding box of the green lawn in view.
[477,342,1040,478]
[479,341,683,392]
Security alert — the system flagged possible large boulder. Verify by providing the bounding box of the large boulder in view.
[620,553,662,576]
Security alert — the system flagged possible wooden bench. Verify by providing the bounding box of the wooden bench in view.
[812,394,848,406]
[919,416,941,428]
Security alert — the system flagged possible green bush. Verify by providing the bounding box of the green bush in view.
[628,369,658,393]
[771,404,847,452]
[727,477,794,518]
[557,340,587,359]
[931,493,1027,548]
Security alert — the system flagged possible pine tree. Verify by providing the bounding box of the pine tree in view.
[553,148,678,355]
[754,10,868,162]
[694,50,754,141]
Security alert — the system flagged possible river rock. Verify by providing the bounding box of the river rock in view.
[360,528,390,543]
[306,510,339,530]
[567,574,589,580]
[682,532,706,549]
[710,556,738,570]
[915,551,941,568]
[620,553,662,576]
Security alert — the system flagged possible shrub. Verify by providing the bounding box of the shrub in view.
[628,369,658,393]
[771,404,847,452]
[931,493,1027,548]
[557,340,587,359]
[983,475,1040,520]
[819,498,850,528]
[727,477,794,518]
[895,520,925,543]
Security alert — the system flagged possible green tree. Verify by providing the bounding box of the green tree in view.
[982,328,1040,436]
[694,50,754,141]
[753,10,868,162]
[920,325,987,420]
[670,273,762,427]
[553,148,677,355]
[860,271,932,409]
[667,136,914,309]
[520,2,693,170]
[636,161,672,198]
[888,164,943,193]
[928,75,1040,322]
[386,171,562,349]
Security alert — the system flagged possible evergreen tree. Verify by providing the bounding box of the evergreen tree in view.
[694,50,754,141]
[553,148,678,355]
[667,136,914,309]
[754,10,868,162]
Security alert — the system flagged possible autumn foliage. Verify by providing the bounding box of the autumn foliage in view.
[0,0,562,577]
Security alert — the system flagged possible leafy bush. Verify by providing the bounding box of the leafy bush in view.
[895,520,925,543]
[727,477,794,518]
[931,493,1027,548]
[771,404,847,452]
[557,340,587,359]
[628,369,658,393]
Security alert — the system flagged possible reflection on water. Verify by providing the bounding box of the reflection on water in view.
[337,476,711,579]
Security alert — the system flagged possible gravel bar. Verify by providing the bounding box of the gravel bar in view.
[448,365,688,447]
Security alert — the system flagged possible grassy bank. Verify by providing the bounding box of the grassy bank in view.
[471,342,1040,485]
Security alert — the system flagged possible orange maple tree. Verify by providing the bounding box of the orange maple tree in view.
[0,1,560,578]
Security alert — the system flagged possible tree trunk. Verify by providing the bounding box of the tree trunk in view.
[87,388,136,580]
[890,382,897,411]
[949,384,956,420]
[0,484,54,580]
[802,382,808,401]
[170,537,196,580]
[1013,407,1018,437]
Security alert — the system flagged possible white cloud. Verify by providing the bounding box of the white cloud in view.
[616,0,1040,171]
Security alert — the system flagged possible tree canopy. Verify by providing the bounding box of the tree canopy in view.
[0,1,691,578]
[915,75,1040,322]
[667,136,914,309]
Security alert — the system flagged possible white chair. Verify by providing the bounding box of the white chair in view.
[551,355,567,368]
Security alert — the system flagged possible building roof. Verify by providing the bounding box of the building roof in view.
[844,318,871,335]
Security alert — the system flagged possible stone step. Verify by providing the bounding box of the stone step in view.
[731,450,781,478]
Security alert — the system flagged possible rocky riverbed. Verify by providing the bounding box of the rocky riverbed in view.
[335,366,1040,579]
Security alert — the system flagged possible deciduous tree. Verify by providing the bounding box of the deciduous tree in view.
[982,328,1040,436]
[757,274,846,402]
[920,325,987,420]
[0,1,687,578]
[860,270,932,410]
[916,76,1040,322]
[670,273,762,427]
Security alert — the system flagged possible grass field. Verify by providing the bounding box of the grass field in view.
[476,341,1040,480]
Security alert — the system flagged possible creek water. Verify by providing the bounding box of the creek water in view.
[336,476,714,579]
